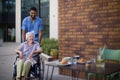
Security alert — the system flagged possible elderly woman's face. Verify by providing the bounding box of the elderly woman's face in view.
[27,34,34,43]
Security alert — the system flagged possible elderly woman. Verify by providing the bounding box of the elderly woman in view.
[15,32,41,80]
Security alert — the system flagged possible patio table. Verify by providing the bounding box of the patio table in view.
[45,60,120,80]
[45,60,73,80]
[66,63,120,80]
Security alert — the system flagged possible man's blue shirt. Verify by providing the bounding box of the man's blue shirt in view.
[22,16,43,42]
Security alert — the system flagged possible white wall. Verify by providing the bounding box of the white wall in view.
[15,0,21,42]
[50,0,58,39]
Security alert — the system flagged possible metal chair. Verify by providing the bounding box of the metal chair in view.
[88,48,120,80]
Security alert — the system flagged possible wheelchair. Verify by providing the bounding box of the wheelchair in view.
[12,54,45,80]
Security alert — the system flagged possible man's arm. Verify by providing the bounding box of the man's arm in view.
[38,30,43,43]
[22,30,26,42]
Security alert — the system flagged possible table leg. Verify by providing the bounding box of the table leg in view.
[75,71,81,80]
[71,70,74,80]
[77,71,80,80]
[40,60,45,80]
[50,66,55,80]
[97,75,103,80]
[71,70,78,80]
[46,65,49,80]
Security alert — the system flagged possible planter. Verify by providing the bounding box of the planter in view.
[50,49,58,59]
[41,38,58,58]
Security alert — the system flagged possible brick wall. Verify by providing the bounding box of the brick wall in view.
[59,0,120,59]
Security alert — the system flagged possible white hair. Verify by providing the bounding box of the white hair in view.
[26,32,34,40]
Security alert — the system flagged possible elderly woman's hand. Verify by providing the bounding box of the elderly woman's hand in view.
[15,49,24,59]
[19,52,24,59]
[28,53,33,59]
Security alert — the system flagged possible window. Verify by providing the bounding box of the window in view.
[40,0,49,38]
[0,0,15,42]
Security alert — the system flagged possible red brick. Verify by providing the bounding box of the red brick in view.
[59,0,120,77]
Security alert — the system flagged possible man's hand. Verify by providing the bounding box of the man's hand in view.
[22,30,26,42]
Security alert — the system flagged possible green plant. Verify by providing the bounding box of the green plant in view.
[41,38,58,56]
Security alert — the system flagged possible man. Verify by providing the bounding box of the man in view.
[22,7,43,43]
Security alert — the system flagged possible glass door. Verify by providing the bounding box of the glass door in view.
[0,0,15,42]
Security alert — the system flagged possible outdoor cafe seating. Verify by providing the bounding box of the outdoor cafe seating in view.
[44,48,120,80]
[88,48,120,80]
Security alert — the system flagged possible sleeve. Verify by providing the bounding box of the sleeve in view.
[22,18,27,30]
[38,19,44,30]
[35,43,41,50]
[18,43,24,51]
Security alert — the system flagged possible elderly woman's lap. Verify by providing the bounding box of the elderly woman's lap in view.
[16,59,32,78]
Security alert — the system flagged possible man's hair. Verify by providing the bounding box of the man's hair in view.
[30,7,37,12]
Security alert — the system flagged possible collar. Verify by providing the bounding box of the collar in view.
[28,16,36,22]
[24,41,35,44]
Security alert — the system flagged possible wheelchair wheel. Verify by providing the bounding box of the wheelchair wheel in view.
[12,55,44,80]
[12,65,17,80]
[12,76,16,80]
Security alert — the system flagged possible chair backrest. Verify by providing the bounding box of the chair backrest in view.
[99,48,120,61]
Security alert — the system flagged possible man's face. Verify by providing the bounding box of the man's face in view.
[27,34,34,43]
[29,10,37,19]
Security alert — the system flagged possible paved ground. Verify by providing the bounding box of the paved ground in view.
[0,42,85,80]
[0,42,20,80]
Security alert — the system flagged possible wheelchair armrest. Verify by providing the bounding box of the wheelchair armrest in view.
[13,54,19,65]
[16,52,20,57]
[16,52,19,55]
